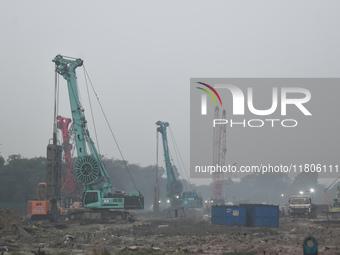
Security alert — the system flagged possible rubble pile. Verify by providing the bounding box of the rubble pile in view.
[0,209,27,235]
[0,211,339,254]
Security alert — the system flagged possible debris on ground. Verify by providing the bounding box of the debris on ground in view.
[0,209,339,254]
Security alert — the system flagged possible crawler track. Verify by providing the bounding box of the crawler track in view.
[68,210,135,224]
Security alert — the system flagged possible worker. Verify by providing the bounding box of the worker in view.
[280,206,285,217]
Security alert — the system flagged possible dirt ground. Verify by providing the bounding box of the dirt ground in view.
[0,209,340,255]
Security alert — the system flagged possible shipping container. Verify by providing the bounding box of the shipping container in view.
[212,204,279,227]
[241,204,279,227]
[211,205,247,226]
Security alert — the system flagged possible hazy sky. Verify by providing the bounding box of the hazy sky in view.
[1,1,339,185]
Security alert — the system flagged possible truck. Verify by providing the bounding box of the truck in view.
[288,195,317,218]
[329,186,340,212]
[52,55,144,222]
[156,121,203,208]
[326,186,340,220]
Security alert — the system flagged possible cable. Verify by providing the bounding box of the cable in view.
[83,66,101,155]
[168,144,188,191]
[156,130,159,183]
[54,66,59,135]
[83,66,139,191]
[168,126,193,191]
[154,130,160,210]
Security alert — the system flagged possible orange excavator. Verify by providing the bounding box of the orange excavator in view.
[27,118,63,222]
[28,116,82,220]
[27,182,50,220]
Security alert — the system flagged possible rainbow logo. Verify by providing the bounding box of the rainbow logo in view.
[196,82,223,106]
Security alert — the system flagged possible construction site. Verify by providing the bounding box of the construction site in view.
[0,54,339,255]
[2,1,340,254]
[1,207,340,255]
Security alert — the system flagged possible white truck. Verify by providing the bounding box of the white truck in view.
[288,195,317,218]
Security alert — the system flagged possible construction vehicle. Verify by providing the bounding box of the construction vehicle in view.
[56,115,86,216]
[288,195,317,218]
[156,121,202,208]
[57,116,83,208]
[322,176,340,205]
[320,177,340,220]
[329,186,340,211]
[211,106,227,205]
[27,183,50,220]
[27,127,63,222]
[327,186,340,219]
[52,55,144,222]
[57,116,79,201]
[28,117,80,220]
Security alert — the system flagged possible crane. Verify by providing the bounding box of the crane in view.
[52,55,144,222]
[57,115,80,201]
[156,121,202,208]
[211,106,226,205]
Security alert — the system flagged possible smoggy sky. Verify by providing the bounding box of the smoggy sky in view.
[1,1,339,185]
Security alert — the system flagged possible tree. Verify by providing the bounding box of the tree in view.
[0,155,4,168]
[0,155,46,204]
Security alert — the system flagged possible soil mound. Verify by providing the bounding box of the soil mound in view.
[0,209,25,234]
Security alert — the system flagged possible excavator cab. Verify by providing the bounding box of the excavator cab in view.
[83,190,144,210]
[84,191,99,206]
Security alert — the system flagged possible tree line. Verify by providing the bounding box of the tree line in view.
[0,154,339,212]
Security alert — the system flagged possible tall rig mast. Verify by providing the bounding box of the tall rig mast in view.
[212,106,227,203]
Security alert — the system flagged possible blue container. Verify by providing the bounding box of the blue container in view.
[225,206,247,226]
[211,205,247,226]
[211,205,225,225]
[241,204,279,227]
